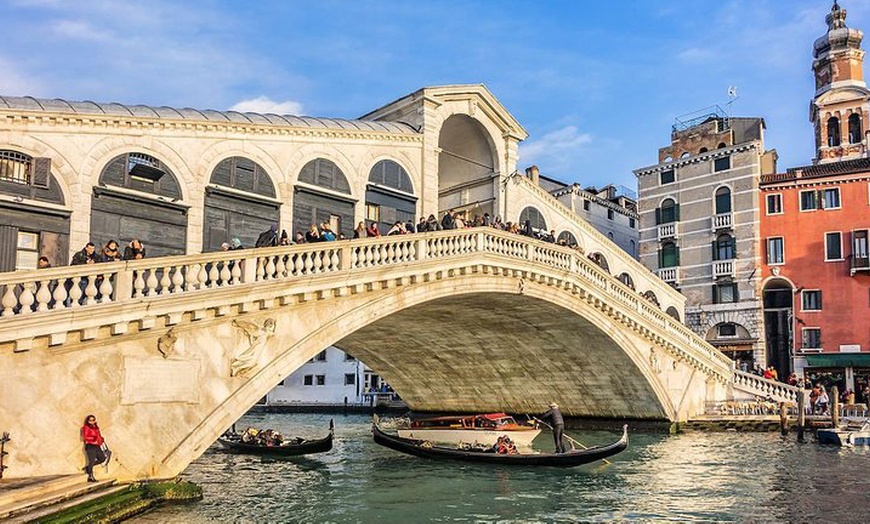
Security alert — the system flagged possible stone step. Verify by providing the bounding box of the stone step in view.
[0,475,116,520]
[5,484,129,524]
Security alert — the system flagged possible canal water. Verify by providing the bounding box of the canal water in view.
[133,412,869,523]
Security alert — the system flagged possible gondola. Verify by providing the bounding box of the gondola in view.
[372,416,627,467]
[218,419,334,456]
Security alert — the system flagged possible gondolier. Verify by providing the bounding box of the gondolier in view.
[538,402,565,453]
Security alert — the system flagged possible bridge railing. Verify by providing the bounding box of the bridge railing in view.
[0,228,732,378]
[731,369,801,404]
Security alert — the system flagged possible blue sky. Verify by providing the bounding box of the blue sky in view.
[2,0,865,190]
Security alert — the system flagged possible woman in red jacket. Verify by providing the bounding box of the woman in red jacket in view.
[80,414,106,482]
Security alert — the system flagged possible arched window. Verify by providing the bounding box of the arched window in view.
[714,233,735,261]
[717,142,727,149]
[715,187,732,214]
[557,231,577,247]
[294,158,354,239]
[849,113,862,144]
[666,306,681,321]
[618,272,635,290]
[589,252,609,273]
[298,158,351,194]
[100,152,181,198]
[519,207,547,232]
[660,241,679,268]
[366,160,416,232]
[642,290,660,307]
[210,156,275,198]
[827,117,841,146]
[657,198,678,224]
[680,152,691,159]
[699,147,708,154]
[629,239,636,257]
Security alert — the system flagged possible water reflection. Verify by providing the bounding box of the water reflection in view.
[133,414,870,523]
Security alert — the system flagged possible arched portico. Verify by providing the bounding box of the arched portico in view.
[437,114,499,218]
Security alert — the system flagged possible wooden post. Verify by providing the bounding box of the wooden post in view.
[797,390,806,443]
[831,386,840,428]
[779,402,788,436]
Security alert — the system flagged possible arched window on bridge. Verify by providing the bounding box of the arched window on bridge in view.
[588,252,609,273]
[665,306,680,321]
[294,158,355,240]
[642,290,660,307]
[656,198,679,225]
[203,156,279,252]
[366,160,416,233]
[519,206,546,235]
[618,272,635,290]
[92,152,187,257]
[0,150,69,271]
[557,231,577,247]
[705,322,754,370]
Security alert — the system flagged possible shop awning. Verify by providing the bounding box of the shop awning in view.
[805,354,870,368]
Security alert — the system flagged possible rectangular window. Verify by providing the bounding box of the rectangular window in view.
[713,283,738,304]
[800,190,817,211]
[766,237,784,265]
[802,290,822,311]
[822,187,841,209]
[365,204,380,223]
[583,200,590,211]
[714,156,731,172]
[802,328,822,349]
[825,232,842,260]
[718,323,737,337]
[344,373,356,386]
[309,350,327,362]
[629,217,636,229]
[15,231,39,270]
[660,169,675,184]
[316,374,326,386]
[607,209,614,220]
[303,375,313,386]
[766,194,782,215]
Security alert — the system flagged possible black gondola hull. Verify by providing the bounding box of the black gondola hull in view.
[219,420,334,456]
[372,420,627,467]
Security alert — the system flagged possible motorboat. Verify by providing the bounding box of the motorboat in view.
[396,413,541,448]
[374,415,628,467]
[816,420,870,447]
[218,419,334,456]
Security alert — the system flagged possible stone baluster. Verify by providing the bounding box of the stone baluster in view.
[232,258,244,284]
[215,262,229,287]
[275,256,287,279]
[183,264,198,291]
[1,284,18,316]
[171,266,184,293]
[294,253,306,275]
[159,267,172,296]
[133,271,145,297]
[17,283,35,314]
[330,249,340,270]
[365,246,374,267]
[264,256,276,281]
[98,274,114,303]
[83,276,98,305]
[145,270,159,296]
[36,280,52,311]
[52,280,68,310]
[69,276,83,307]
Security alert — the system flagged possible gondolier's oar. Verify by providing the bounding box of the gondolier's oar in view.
[531,417,611,465]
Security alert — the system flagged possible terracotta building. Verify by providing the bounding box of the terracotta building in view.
[760,1,870,393]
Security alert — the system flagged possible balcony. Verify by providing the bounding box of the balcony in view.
[713,260,734,278]
[658,223,677,240]
[658,267,679,284]
[712,212,732,232]
[851,255,870,276]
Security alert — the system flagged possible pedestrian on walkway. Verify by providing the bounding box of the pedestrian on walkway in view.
[80,414,107,482]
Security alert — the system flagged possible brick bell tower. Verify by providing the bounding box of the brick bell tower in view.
[811,1,870,163]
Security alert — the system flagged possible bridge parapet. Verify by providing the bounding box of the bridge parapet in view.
[731,369,801,404]
[0,228,733,382]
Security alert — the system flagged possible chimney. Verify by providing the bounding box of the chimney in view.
[525,165,540,185]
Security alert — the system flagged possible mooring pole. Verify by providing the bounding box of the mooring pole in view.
[831,386,840,428]
[779,402,788,436]
[797,390,806,443]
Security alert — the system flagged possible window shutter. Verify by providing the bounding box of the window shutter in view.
[0,225,18,272]
[31,157,51,189]
[675,247,681,266]
[712,241,718,261]
[658,248,663,268]
[712,285,719,303]
[817,190,824,209]
[731,236,737,256]
[674,203,681,221]
[655,208,661,225]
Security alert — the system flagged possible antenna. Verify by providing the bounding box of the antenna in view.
[725,86,739,120]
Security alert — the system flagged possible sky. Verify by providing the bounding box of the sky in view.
[2,0,866,191]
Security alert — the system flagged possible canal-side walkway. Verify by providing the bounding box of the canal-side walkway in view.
[0,474,122,522]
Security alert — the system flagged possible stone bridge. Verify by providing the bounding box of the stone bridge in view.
[1,226,777,481]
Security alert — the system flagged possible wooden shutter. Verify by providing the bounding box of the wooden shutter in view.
[31,157,51,189]
[655,208,661,225]
[731,236,737,257]
[674,203,681,221]
[0,225,18,272]
[711,241,718,261]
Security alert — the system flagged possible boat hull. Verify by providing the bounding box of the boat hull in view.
[817,428,870,446]
[375,419,628,467]
[396,428,541,448]
[218,420,334,456]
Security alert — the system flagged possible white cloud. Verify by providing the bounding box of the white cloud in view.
[0,55,44,95]
[519,125,593,170]
[677,47,714,62]
[51,19,114,41]
[230,96,304,115]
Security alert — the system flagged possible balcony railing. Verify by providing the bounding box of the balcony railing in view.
[712,212,732,231]
[851,255,869,276]
[658,223,677,240]
[658,267,678,284]
[713,260,734,278]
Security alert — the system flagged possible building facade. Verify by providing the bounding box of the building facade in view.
[759,1,870,393]
[634,113,778,371]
